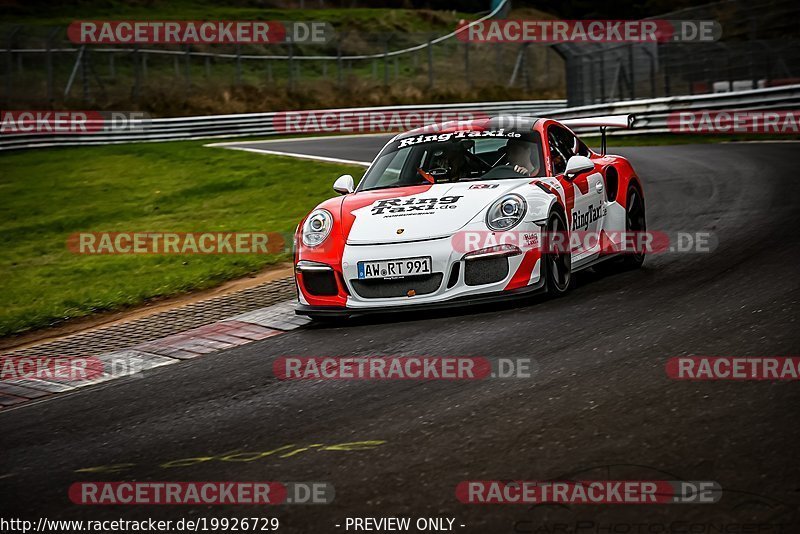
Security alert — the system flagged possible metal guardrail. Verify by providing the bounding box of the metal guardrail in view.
[0,100,565,151]
[548,84,800,135]
[1,84,798,151]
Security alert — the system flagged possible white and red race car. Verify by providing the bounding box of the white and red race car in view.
[294,115,645,319]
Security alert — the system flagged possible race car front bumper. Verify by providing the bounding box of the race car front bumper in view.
[295,230,544,317]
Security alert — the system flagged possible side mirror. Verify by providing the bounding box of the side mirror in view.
[333,174,355,195]
[564,155,595,179]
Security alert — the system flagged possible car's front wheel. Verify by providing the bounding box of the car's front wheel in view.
[543,210,572,296]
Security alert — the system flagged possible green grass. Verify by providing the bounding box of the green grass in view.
[0,140,363,337]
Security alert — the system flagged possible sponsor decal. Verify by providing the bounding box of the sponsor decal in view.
[457,480,721,504]
[370,196,463,216]
[668,110,800,134]
[571,204,607,231]
[666,356,800,380]
[469,184,500,189]
[457,19,721,43]
[398,129,521,148]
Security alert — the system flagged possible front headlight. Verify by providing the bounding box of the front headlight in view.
[486,194,526,231]
[302,209,333,247]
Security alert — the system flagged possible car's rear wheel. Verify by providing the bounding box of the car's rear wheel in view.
[621,185,647,269]
[543,210,572,296]
[596,184,646,273]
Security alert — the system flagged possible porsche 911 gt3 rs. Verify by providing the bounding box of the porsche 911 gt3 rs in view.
[294,114,645,319]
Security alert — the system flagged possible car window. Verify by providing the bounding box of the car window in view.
[547,125,586,175]
[358,130,545,191]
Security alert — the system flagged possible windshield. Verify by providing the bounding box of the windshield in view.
[358,129,545,192]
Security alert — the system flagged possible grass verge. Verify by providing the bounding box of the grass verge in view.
[0,140,363,338]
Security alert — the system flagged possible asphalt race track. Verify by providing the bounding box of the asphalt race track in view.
[3,139,800,532]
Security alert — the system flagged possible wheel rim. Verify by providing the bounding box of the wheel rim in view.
[548,215,570,291]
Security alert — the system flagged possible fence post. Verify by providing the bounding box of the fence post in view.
[427,36,433,88]
[628,44,635,99]
[464,41,470,87]
[236,44,242,86]
[46,27,58,104]
[5,27,19,102]
[184,45,191,91]
[383,36,390,85]
[336,38,343,87]
[599,52,606,103]
[288,42,294,90]
[132,45,141,102]
[81,47,90,103]
[109,53,115,79]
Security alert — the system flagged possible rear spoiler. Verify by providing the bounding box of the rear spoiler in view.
[560,114,635,155]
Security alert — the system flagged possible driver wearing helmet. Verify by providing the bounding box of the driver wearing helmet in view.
[505,138,540,176]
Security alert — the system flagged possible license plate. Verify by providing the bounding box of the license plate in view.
[357,256,432,280]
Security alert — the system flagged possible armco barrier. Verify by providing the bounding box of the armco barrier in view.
[0,100,563,151]
[548,84,800,135]
[1,84,798,151]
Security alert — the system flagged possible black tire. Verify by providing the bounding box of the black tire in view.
[620,185,646,270]
[543,210,573,296]
[595,185,646,274]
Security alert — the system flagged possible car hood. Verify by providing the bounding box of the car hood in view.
[343,180,532,245]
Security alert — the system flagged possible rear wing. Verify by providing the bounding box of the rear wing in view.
[560,114,635,155]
